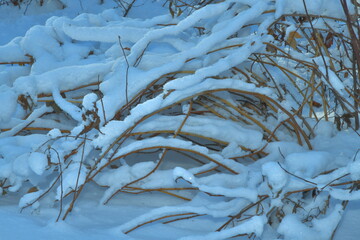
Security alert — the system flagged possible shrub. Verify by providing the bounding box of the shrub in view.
[0,0,359,238]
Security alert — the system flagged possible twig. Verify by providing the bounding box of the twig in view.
[217,196,268,231]
[125,212,196,234]
[21,152,72,213]
[49,147,64,222]
[123,0,137,17]
[97,75,107,123]
[118,36,129,106]
[320,173,350,191]
[23,0,33,14]
[340,0,360,130]
[277,162,317,186]
[162,213,205,224]
[62,134,87,220]
[104,101,194,204]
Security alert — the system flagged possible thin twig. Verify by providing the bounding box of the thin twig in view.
[125,212,196,234]
[49,147,64,222]
[62,134,87,220]
[98,75,107,124]
[277,162,317,186]
[123,0,137,17]
[118,36,129,106]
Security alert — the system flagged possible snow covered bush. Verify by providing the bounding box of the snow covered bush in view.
[0,0,359,239]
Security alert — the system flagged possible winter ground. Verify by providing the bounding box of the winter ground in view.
[0,0,360,239]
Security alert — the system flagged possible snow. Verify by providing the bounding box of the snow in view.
[276,0,354,18]
[285,151,332,178]
[0,86,17,122]
[82,92,98,110]
[0,0,360,239]
[96,161,157,204]
[52,85,82,122]
[0,105,53,138]
[13,62,113,96]
[174,166,257,201]
[28,152,48,175]
[349,153,360,181]
[179,215,266,240]
[262,162,288,193]
[48,128,62,138]
[134,115,264,150]
[317,66,345,93]
[19,190,43,209]
[278,204,343,240]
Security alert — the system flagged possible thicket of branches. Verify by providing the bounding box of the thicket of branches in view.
[0,0,359,239]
